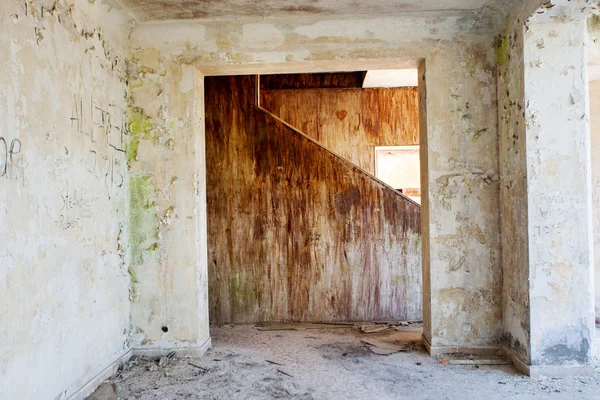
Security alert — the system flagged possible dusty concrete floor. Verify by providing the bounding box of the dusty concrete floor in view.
[95,325,600,400]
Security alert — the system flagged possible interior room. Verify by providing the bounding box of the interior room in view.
[2,1,600,399]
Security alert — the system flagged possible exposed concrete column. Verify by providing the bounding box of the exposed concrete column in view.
[127,50,210,356]
[421,44,502,354]
[519,13,594,375]
[586,14,600,324]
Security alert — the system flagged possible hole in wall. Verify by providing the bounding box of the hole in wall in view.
[162,326,169,333]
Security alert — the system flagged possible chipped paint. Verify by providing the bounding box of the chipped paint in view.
[0,0,132,398]
[128,175,159,265]
[126,52,210,354]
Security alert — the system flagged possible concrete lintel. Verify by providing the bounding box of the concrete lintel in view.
[133,337,212,359]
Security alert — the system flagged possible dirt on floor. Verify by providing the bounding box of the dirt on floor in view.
[94,324,600,400]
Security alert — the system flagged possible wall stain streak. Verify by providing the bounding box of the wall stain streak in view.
[261,86,419,173]
[206,75,421,324]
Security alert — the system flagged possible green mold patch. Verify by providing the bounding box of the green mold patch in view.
[229,272,258,317]
[127,108,160,162]
[496,19,510,67]
[129,175,160,266]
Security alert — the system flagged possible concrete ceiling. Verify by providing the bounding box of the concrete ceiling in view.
[116,0,493,22]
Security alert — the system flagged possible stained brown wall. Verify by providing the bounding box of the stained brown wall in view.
[260,85,419,174]
[206,75,422,324]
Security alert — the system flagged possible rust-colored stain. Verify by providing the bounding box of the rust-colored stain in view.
[335,110,348,121]
[206,75,421,324]
[260,85,419,174]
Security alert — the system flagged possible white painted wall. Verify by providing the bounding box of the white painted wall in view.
[524,16,594,369]
[126,53,211,356]
[375,146,421,203]
[591,80,600,322]
[0,1,132,398]
[588,16,600,324]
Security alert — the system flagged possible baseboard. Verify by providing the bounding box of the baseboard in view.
[422,334,502,356]
[133,336,212,359]
[528,364,595,377]
[502,346,595,377]
[67,349,132,400]
[502,347,529,376]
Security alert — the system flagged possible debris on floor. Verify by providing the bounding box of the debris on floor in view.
[87,381,116,400]
[360,325,390,334]
[95,325,600,400]
[255,322,354,331]
[361,338,407,355]
[441,359,511,366]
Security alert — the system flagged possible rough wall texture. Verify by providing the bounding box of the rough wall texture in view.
[592,79,600,322]
[126,50,210,354]
[0,0,131,398]
[423,43,501,349]
[498,2,595,370]
[588,18,600,323]
[260,86,419,174]
[497,12,530,365]
[206,75,422,324]
[524,17,593,367]
[132,13,504,347]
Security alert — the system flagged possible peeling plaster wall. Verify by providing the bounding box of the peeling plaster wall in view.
[423,43,501,349]
[126,50,210,354]
[591,79,600,323]
[132,13,502,348]
[524,17,594,367]
[588,17,600,323]
[499,2,595,369]
[497,12,531,365]
[130,14,494,75]
[0,0,132,398]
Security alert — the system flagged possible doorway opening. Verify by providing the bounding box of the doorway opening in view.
[204,68,425,332]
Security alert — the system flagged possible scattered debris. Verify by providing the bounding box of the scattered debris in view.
[361,339,407,355]
[266,360,283,366]
[188,362,210,373]
[87,381,116,400]
[158,356,168,367]
[146,363,158,371]
[167,350,176,358]
[441,359,510,366]
[360,325,390,334]
[277,369,294,378]
[256,322,354,331]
